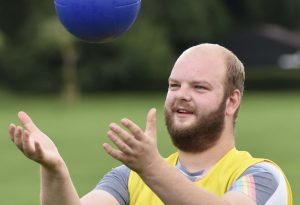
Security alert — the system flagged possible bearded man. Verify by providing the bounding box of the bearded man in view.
[9,43,292,205]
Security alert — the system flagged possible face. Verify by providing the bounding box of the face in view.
[164,46,228,153]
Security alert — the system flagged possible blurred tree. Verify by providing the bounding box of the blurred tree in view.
[0,0,81,103]
[0,0,28,40]
[140,0,233,53]
[231,0,300,28]
[167,0,232,49]
[0,30,6,86]
[37,17,79,103]
[0,31,5,51]
[1,0,300,94]
[0,0,61,93]
[78,15,174,92]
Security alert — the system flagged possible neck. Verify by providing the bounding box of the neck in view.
[177,133,235,173]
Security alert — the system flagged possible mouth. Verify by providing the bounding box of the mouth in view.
[174,107,195,117]
[176,108,193,114]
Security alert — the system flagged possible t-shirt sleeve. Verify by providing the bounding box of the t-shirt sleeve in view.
[228,162,289,205]
[95,165,130,205]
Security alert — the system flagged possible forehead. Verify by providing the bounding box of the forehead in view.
[169,46,227,84]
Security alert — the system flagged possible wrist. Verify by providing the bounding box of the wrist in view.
[41,159,69,180]
[139,155,167,179]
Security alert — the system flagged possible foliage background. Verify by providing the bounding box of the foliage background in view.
[1,0,300,95]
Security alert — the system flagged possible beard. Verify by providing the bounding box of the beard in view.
[164,97,227,153]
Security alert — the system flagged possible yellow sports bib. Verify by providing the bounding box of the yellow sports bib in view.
[128,148,292,205]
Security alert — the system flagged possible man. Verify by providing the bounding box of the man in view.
[9,43,292,205]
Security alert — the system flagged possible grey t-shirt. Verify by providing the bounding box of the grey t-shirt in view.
[95,162,284,205]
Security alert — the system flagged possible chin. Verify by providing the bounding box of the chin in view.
[173,118,197,130]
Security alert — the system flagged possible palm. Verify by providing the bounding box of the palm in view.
[9,111,63,170]
[30,130,61,168]
[103,108,162,174]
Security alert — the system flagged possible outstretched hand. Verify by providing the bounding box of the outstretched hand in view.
[9,112,64,171]
[103,108,163,175]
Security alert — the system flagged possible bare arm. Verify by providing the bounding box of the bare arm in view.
[9,111,81,205]
[9,111,118,205]
[103,108,256,205]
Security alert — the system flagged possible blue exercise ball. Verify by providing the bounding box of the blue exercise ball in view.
[54,0,141,42]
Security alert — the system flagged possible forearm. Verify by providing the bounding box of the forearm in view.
[40,163,81,205]
[140,158,230,205]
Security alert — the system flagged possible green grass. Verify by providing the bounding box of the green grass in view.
[0,90,299,204]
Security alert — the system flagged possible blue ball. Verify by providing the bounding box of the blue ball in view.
[54,0,141,42]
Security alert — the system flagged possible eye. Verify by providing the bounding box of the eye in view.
[194,85,206,90]
[169,83,180,90]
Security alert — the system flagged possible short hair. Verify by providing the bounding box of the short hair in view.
[191,43,245,98]
[222,47,245,120]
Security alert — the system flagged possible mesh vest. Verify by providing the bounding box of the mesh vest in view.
[128,148,292,205]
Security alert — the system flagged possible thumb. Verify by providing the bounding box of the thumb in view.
[18,111,39,132]
[145,108,157,140]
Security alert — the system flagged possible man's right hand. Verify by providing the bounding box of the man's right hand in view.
[8,111,64,172]
[8,111,120,205]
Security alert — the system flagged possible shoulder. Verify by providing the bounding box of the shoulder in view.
[229,162,290,205]
[97,165,130,186]
[95,165,131,205]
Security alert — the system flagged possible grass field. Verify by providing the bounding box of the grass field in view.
[0,90,299,204]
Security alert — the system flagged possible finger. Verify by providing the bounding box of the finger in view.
[121,119,144,141]
[107,130,133,155]
[8,124,17,142]
[145,108,157,139]
[18,111,39,132]
[103,143,127,162]
[14,126,24,151]
[22,130,36,158]
[109,123,137,148]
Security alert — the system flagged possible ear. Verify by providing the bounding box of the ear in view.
[226,89,241,116]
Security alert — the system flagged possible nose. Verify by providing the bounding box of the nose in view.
[176,85,192,102]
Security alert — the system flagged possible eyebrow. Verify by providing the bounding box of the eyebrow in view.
[169,78,211,85]
[168,78,178,82]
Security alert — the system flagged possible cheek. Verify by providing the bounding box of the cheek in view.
[193,97,220,113]
[164,92,174,108]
